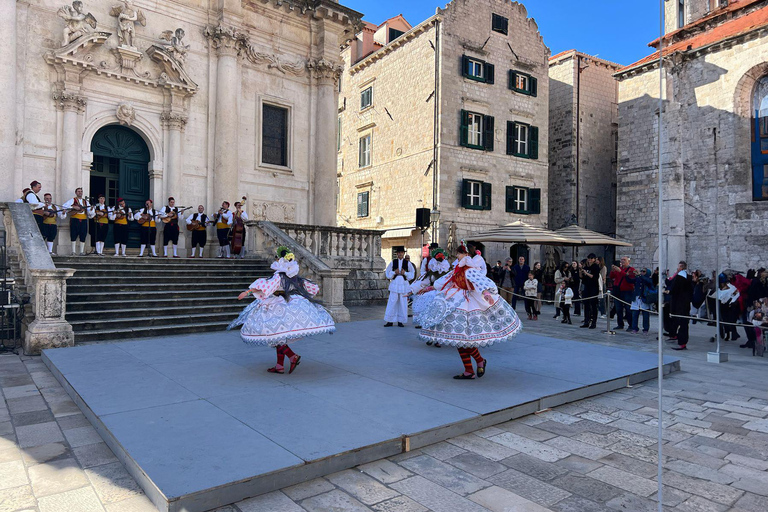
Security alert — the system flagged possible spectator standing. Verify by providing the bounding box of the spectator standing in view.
[491,261,503,285]
[597,257,608,318]
[570,261,582,316]
[499,259,514,304]
[668,262,693,350]
[511,256,530,310]
[580,254,600,329]
[612,257,636,331]
[553,262,570,319]
[532,262,543,315]
[631,268,654,334]
[555,280,573,324]
[524,272,538,320]
[718,274,741,341]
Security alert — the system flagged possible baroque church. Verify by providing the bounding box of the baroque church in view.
[1,0,361,253]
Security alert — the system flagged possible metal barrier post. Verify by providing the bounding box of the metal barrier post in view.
[604,290,615,335]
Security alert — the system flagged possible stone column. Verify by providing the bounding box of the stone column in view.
[53,92,86,254]
[0,0,16,201]
[25,268,76,354]
[207,27,240,206]
[311,60,342,227]
[161,112,187,201]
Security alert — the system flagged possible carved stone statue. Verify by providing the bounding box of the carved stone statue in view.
[57,1,97,46]
[115,103,135,126]
[110,0,146,48]
[159,28,189,64]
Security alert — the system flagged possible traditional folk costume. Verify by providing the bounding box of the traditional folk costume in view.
[229,209,248,259]
[23,190,46,235]
[91,201,110,256]
[228,246,335,374]
[414,246,522,379]
[41,202,66,254]
[384,254,415,326]
[186,211,211,258]
[215,209,233,258]
[134,206,159,257]
[62,196,91,255]
[410,247,451,342]
[160,205,181,258]
[109,202,133,257]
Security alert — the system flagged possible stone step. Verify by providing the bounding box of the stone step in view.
[69,311,239,332]
[67,282,252,294]
[74,321,235,343]
[54,260,270,270]
[66,303,244,322]
[66,269,270,278]
[66,289,245,303]
[66,275,258,286]
[65,296,242,312]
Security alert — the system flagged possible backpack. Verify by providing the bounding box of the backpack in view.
[643,283,658,305]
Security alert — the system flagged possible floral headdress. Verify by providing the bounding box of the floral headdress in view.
[276,245,295,262]
[430,247,446,261]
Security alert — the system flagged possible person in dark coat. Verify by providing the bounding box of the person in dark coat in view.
[667,261,693,350]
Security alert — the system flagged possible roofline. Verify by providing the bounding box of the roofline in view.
[548,49,623,69]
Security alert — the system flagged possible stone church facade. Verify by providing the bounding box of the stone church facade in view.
[1,0,361,255]
[616,0,768,272]
[336,0,550,265]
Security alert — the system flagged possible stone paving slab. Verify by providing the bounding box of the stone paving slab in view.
[42,319,678,512]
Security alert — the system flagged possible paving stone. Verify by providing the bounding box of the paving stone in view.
[554,455,604,474]
[445,452,507,479]
[733,492,768,512]
[472,426,505,439]
[63,426,103,448]
[370,495,428,512]
[37,486,106,512]
[570,431,617,448]
[534,420,589,437]
[690,435,768,459]
[534,411,582,425]
[742,418,768,433]
[104,495,158,512]
[669,422,723,438]
[545,436,612,460]
[0,484,36,511]
[613,409,655,423]
[301,490,372,512]
[724,453,768,471]
[6,396,47,415]
[468,485,551,511]
[420,441,467,461]
[488,432,569,462]
[85,462,144,504]
[49,399,80,418]
[500,453,569,481]
[662,470,744,506]
[16,421,64,448]
[73,442,119,469]
[2,385,40,400]
[498,421,557,441]
[592,396,645,411]
[27,457,89,498]
[390,476,488,512]
[0,460,29,490]
[11,409,55,427]
[609,441,659,464]
[693,445,729,458]
[446,433,519,461]
[587,465,657,497]
[576,401,619,415]
[0,422,11,437]
[236,490,304,512]
[550,495,606,512]
[676,495,730,512]
[283,477,335,501]
[399,455,489,496]
[577,411,616,424]
[731,477,768,497]
[666,460,735,484]
[358,459,413,484]
[388,450,423,463]
[656,485,691,507]
[702,402,767,418]
[605,493,663,512]
[488,468,571,507]
[21,442,70,466]
[327,469,400,505]
[611,418,690,443]
[607,429,658,447]
[599,452,658,478]
[57,414,92,431]
[0,446,21,464]
[664,443,727,470]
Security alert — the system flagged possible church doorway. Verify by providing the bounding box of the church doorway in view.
[90,126,150,248]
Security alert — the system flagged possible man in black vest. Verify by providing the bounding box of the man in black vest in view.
[186,205,210,258]
[580,253,601,329]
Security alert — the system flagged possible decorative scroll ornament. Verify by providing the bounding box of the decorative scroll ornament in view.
[204,24,308,76]
[57,1,97,46]
[115,103,135,126]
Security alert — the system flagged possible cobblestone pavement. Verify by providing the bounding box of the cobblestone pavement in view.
[1,304,767,512]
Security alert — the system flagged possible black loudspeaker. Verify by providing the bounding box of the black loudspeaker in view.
[416,208,431,228]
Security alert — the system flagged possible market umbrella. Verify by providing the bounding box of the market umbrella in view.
[468,220,582,245]
[554,225,633,247]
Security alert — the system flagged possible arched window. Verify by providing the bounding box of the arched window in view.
[751,76,768,200]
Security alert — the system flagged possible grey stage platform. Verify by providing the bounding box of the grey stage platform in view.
[43,320,680,512]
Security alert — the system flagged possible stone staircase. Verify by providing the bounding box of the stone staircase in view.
[53,256,273,343]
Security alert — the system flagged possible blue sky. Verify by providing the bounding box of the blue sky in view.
[342,0,661,66]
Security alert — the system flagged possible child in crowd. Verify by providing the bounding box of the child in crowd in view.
[556,280,573,324]
[524,272,538,320]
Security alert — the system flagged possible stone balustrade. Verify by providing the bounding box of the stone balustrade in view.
[1,203,75,354]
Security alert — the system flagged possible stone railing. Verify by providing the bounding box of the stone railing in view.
[246,220,351,322]
[272,223,386,270]
[0,203,75,354]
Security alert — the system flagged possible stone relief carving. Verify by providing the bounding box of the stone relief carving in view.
[51,90,87,113]
[160,111,188,130]
[110,0,146,49]
[252,201,297,223]
[115,103,135,125]
[57,1,97,46]
[307,58,343,83]
[204,24,307,76]
[158,28,189,65]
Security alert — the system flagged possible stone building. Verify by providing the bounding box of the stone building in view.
[1,0,361,255]
[616,0,768,272]
[336,0,550,265]
[548,50,620,261]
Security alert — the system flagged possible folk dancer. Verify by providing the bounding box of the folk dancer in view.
[62,188,91,256]
[384,248,415,327]
[159,197,181,258]
[214,202,233,258]
[413,244,522,379]
[134,199,159,257]
[41,193,66,255]
[230,199,249,259]
[410,246,451,345]
[23,181,46,234]
[91,194,110,256]
[109,198,133,257]
[186,205,211,258]
[228,246,335,374]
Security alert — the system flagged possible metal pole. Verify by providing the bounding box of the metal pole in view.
[431,19,441,245]
[656,0,664,509]
[708,127,727,363]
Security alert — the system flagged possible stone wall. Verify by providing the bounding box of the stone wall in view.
[344,269,390,305]
[617,31,768,272]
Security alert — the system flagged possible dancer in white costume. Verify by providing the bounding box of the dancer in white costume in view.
[410,246,451,346]
[228,246,335,374]
[414,244,522,379]
[384,248,415,327]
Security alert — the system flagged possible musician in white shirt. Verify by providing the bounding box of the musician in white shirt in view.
[40,193,67,255]
[109,198,133,257]
[62,187,92,256]
[214,201,233,259]
[186,205,211,258]
[133,199,159,257]
[159,197,182,258]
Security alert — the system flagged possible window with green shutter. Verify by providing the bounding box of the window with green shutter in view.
[506,122,538,159]
[461,179,484,210]
[482,182,492,210]
[460,110,487,150]
[492,14,508,35]
[360,87,373,110]
[462,56,494,84]
[509,70,537,97]
[357,191,369,218]
[505,186,541,214]
[528,188,541,214]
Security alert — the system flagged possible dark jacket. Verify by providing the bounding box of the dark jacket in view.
[512,264,530,287]
[669,271,693,316]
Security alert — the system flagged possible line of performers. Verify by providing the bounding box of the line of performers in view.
[19,182,248,259]
[227,242,522,380]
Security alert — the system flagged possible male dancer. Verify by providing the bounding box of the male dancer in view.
[384,248,415,327]
[186,205,210,258]
[62,188,90,255]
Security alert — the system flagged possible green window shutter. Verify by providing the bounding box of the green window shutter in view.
[485,63,495,84]
[530,76,538,97]
[459,110,469,147]
[461,179,471,208]
[506,121,515,155]
[505,186,514,212]
[461,55,469,78]
[483,115,494,152]
[357,193,362,217]
[529,126,539,160]
[508,70,517,90]
[529,188,541,215]
[358,138,363,167]
[482,182,492,210]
